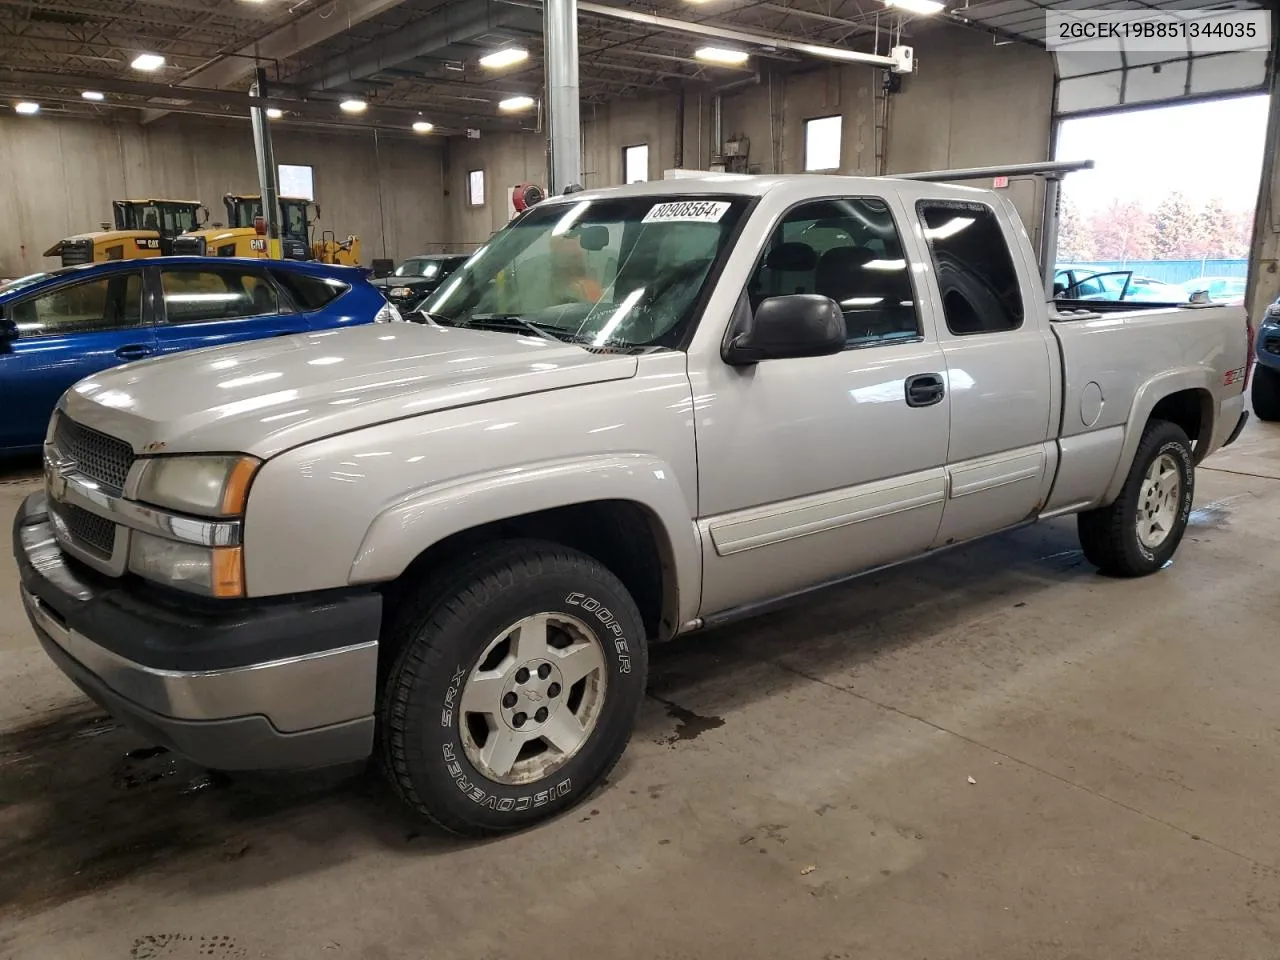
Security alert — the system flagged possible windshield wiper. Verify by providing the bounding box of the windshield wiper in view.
[462,313,600,345]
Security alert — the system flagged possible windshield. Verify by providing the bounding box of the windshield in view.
[116,202,198,235]
[281,202,310,242]
[422,195,748,348]
[228,198,263,228]
[395,259,441,279]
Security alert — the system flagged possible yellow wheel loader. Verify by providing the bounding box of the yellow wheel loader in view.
[173,195,359,265]
[44,200,207,267]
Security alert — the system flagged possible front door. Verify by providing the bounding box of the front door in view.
[693,195,951,615]
[913,198,1054,546]
[151,265,308,355]
[0,268,151,452]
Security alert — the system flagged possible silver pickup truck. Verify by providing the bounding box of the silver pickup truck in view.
[15,173,1251,835]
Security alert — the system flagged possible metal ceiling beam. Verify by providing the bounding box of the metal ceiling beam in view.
[292,1,541,92]
[497,0,897,67]
[141,0,413,124]
[0,67,528,131]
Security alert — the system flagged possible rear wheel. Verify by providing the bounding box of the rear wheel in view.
[1077,420,1194,577]
[379,541,647,836]
[1251,364,1280,422]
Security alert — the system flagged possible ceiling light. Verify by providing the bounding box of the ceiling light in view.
[266,107,283,119]
[883,0,945,14]
[412,120,434,133]
[479,47,529,69]
[695,46,750,65]
[131,53,165,71]
[14,101,39,115]
[498,95,535,112]
[339,98,367,114]
[81,90,105,102]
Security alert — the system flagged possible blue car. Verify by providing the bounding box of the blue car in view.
[1254,301,1280,422]
[0,257,394,454]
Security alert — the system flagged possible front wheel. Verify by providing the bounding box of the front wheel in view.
[1252,364,1280,422]
[1077,420,1194,577]
[379,541,647,836]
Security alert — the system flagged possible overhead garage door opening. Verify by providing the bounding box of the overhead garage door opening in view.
[1053,94,1267,302]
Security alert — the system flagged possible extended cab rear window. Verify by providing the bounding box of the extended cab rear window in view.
[916,201,1024,336]
[271,270,349,310]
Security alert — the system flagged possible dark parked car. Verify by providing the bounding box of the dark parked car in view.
[1,256,395,454]
[1253,299,1280,421]
[372,254,470,311]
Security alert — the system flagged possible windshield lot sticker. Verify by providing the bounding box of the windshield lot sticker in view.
[642,200,730,224]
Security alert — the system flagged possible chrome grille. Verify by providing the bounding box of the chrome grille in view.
[52,415,135,493]
[50,501,115,559]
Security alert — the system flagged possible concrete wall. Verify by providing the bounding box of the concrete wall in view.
[441,94,701,248]
[0,114,446,278]
[0,24,1056,277]
[438,24,1055,248]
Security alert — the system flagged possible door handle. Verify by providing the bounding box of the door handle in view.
[904,373,946,408]
[114,343,153,361]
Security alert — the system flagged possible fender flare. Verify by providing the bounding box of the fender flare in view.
[348,453,702,627]
[1101,367,1215,504]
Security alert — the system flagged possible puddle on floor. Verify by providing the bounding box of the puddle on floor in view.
[0,703,373,918]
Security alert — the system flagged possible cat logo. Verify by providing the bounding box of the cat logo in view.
[250,239,267,252]
[135,238,161,250]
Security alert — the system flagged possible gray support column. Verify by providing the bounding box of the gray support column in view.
[544,0,581,193]
[249,67,281,246]
[1246,11,1280,329]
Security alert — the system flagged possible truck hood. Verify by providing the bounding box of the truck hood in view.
[61,323,639,458]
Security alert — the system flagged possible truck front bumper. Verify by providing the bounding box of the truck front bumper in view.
[14,492,381,771]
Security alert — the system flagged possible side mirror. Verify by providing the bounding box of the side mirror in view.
[0,312,17,348]
[723,295,845,365]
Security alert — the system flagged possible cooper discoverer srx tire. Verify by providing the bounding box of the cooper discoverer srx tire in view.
[1077,419,1194,577]
[379,540,647,836]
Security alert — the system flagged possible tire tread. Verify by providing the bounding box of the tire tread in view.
[378,539,643,836]
[1077,419,1191,578]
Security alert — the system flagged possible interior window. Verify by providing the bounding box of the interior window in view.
[161,270,278,324]
[748,197,920,347]
[11,273,143,338]
[917,201,1024,335]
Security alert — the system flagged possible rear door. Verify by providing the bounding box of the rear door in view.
[0,268,151,451]
[912,198,1055,545]
[151,264,307,354]
[268,268,357,330]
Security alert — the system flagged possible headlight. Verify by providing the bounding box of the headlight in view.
[390,286,412,299]
[129,531,243,598]
[135,455,259,517]
[374,301,404,323]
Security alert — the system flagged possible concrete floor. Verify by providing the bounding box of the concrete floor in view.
[2,420,1280,960]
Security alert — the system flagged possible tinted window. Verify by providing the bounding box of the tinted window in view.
[917,201,1023,335]
[395,259,441,279]
[161,269,278,324]
[11,272,143,338]
[748,198,919,347]
[271,270,347,310]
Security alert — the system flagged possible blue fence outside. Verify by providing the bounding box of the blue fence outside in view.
[1059,259,1248,285]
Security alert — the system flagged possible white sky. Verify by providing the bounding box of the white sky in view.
[1055,94,1268,212]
